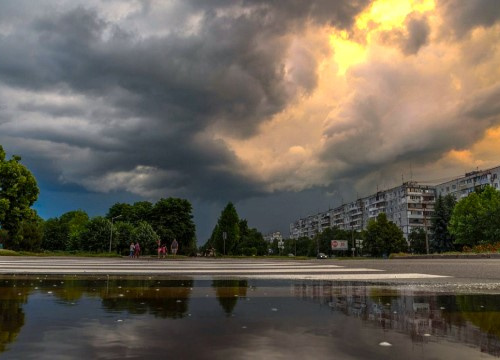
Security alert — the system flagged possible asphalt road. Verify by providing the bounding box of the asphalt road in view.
[1,257,500,289]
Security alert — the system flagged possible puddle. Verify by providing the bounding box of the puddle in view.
[1,275,499,359]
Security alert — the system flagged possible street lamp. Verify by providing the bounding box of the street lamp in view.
[109,215,122,253]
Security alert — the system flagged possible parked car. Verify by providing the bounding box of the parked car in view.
[317,252,328,259]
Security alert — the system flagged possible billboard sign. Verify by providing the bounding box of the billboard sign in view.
[331,240,348,250]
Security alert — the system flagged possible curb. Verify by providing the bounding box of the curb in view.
[393,253,500,259]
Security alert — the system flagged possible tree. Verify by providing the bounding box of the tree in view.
[431,194,456,252]
[114,222,135,255]
[80,217,111,252]
[449,186,500,246]
[210,203,240,255]
[131,221,159,255]
[151,198,196,255]
[0,145,39,237]
[42,210,89,251]
[364,213,407,256]
[7,216,44,252]
[408,228,427,254]
[294,237,313,256]
[235,219,268,256]
[42,218,66,251]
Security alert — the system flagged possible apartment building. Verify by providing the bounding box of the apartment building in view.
[264,231,283,243]
[290,164,500,242]
[436,165,500,199]
[289,182,435,240]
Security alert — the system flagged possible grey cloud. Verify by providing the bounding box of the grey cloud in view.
[402,16,430,55]
[0,1,370,205]
[438,0,500,37]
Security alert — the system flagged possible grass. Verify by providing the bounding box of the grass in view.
[0,249,123,257]
[0,249,20,256]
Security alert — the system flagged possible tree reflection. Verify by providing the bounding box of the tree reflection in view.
[212,279,248,315]
[456,295,500,339]
[0,280,29,352]
[101,279,194,318]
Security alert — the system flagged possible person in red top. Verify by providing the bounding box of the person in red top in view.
[161,244,167,259]
[134,242,141,258]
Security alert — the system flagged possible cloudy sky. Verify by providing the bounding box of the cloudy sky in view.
[1,0,499,243]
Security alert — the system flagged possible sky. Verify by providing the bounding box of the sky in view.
[1,0,500,244]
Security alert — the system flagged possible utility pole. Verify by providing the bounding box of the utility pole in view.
[109,215,122,253]
[223,232,227,256]
[423,201,429,254]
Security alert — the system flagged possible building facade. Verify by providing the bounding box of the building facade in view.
[436,166,500,199]
[290,164,500,241]
[290,182,436,241]
[264,231,283,243]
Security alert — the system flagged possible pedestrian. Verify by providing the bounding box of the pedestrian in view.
[129,242,135,258]
[171,238,178,256]
[161,244,167,258]
[134,242,141,258]
[157,239,162,259]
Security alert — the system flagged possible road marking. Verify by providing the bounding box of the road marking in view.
[0,258,450,280]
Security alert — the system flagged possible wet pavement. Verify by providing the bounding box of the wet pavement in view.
[1,275,500,359]
[1,257,500,358]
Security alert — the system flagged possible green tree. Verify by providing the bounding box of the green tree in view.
[131,201,153,224]
[408,228,427,254]
[151,198,196,255]
[42,210,89,251]
[210,203,240,255]
[9,216,44,252]
[42,218,66,251]
[114,222,135,255]
[131,221,159,255]
[431,194,456,252]
[107,203,134,223]
[364,213,407,257]
[449,186,500,246]
[60,210,89,250]
[0,145,39,237]
[235,219,268,256]
[295,237,313,256]
[80,217,110,252]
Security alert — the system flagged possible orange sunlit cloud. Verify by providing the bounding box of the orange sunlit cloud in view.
[223,0,500,193]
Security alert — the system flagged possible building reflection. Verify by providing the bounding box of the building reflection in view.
[292,281,500,357]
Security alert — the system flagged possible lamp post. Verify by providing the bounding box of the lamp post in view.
[109,215,122,253]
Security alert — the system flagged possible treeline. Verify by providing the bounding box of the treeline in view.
[1,198,196,255]
[42,198,196,255]
[1,145,197,254]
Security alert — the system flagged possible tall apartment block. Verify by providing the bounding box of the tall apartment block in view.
[435,165,500,199]
[290,182,435,240]
[290,164,500,241]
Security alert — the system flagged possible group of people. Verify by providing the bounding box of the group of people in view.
[127,239,179,259]
[129,242,141,258]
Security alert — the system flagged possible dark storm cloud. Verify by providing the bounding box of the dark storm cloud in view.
[438,0,500,37]
[402,16,430,55]
[0,1,370,204]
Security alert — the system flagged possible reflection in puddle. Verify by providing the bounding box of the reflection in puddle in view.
[1,276,499,359]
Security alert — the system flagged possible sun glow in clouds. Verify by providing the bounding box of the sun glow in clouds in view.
[330,0,435,76]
